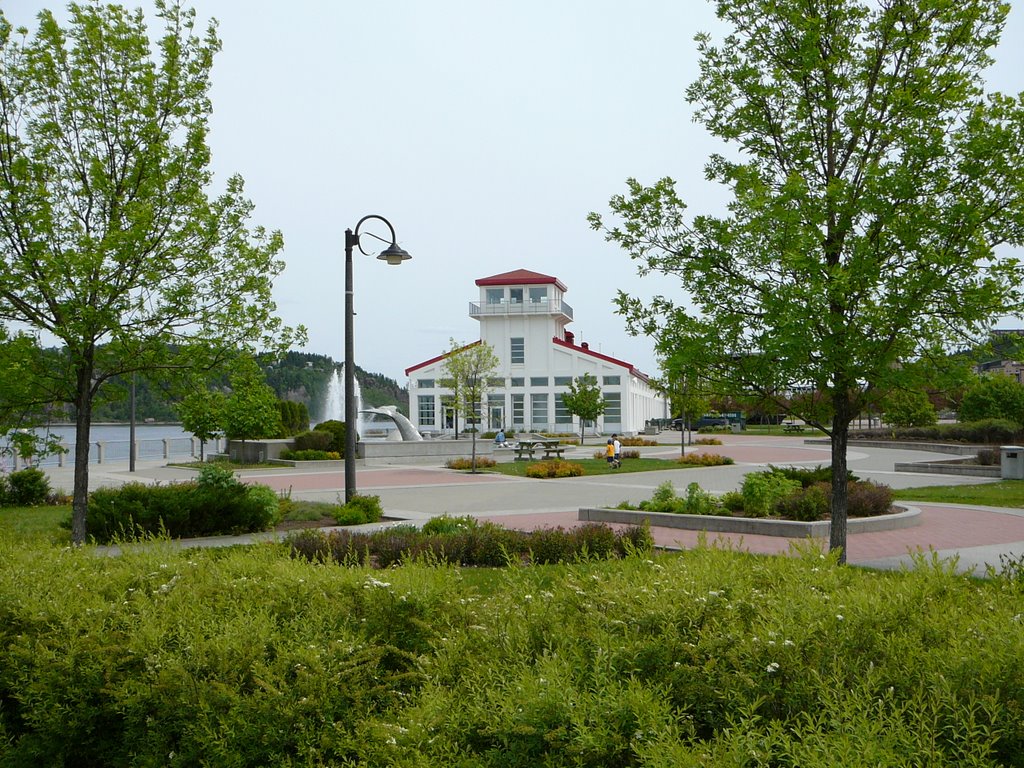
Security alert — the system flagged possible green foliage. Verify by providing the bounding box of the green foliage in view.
[525,460,585,478]
[292,428,335,452]
[741,472,802,518]
[774,483,830,522]
[592,0,1024,562]
[2,545,1022,765]
[0,467,52,507]
[279,449,340,461]
[78,469,280,543]
[768,464,858,487]
[422,514,480,536]
[857,418,1022,444]
[176,386,226,458]
[224,357,283,443]
[560,374,606,444]
[335,494,383,526]
[959,374,1024,426]
[313,420,350,455]
[276,399,309,437]
[883,388,939,428]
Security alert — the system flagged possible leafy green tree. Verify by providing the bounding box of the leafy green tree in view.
[441,339,500,471]
[882,389,938,429]
[0,4,302,542]
[177,386,226,462]
[560,374,606,445]
[959,374,1024,426]
[224,358,282,460]
[591,0,1024,561]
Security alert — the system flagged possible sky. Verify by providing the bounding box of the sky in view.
[6,0,1024,384]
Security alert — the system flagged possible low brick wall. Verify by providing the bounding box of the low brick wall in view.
[578,504,920,538]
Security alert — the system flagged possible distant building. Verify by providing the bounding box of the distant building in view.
[405,269,667,435]
[978,329,1024,383]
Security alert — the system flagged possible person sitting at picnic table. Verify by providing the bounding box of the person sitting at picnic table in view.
[605,439,620,469]
[495,428,510,448]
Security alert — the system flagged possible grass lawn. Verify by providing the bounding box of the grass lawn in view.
[0,505,71,545]
[893,479,1024,508]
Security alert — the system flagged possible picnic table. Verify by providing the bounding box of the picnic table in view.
[513,436,568,460]
[783,422,805,433]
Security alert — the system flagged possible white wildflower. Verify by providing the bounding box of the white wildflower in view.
[766,662,780,673]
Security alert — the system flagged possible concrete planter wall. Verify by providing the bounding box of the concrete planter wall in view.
[578,504,920,538]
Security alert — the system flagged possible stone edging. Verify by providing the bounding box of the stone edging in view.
[578,504,920,538]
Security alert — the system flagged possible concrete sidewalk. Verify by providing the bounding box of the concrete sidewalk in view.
[48,435,1024,575]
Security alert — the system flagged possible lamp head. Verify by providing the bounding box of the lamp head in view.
[377,243,412,266]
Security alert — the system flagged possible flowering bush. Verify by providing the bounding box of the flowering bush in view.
[694,437,723,445]
[675,452,734,467]
[279,449,341,461]
[445,457,497,470]
[525,460,584,478]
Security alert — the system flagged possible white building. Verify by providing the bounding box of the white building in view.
[405,269,667,436]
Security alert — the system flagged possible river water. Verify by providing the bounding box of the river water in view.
[1,423,209,469]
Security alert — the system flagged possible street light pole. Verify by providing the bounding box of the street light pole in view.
[343,214,411,503]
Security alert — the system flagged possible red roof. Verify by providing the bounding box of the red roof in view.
[475,269,567,292]
[405,340,480,375]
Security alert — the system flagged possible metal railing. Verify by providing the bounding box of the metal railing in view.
[2,437,220,470]
[469,299,573,320]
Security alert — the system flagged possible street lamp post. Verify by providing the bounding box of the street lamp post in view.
[344,214,411,503]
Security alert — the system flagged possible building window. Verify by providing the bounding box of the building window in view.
[603,392,621,422]
[511,337,524,364]
[417,378,435,389]
[487,394,504,429]
[554,376,572,386]
[529,286,547,303]
[511,394,525,426]
[530,376,549,387]
[531,393,548,426]
[486,288,503,304]
[510,377,525,387]
[488,377,505,387]
[418,395,435,427]
[509,288,523,304]
[554,394,572,424]
[603,375,621,386]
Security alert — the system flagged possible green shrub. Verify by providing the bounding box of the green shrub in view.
[620,437,657,446]
[767,463,858,487]
[774,483,830,522]
[680,482,723,515]
[79,473,279,543]
[313,419,352,455]
[279,448,340,461]
[334,493,383,526]
[525,460,584,478]
[422,514,479,535]
[846,479,894,517]
[694,437,723,445]
[3,467,51,506]
[741,471,801,517]
[721,490,745,512]
[292,429,335,452]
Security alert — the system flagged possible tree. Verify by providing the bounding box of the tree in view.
[0,3,302,542]
[882,388,938,429]
[560,374,606,445]
[224,357,282,460]
[590,0,1024,562]
[441,339,500,472]
[659,356,712,456]
[177,386,226,462]
[959,374,1024,426]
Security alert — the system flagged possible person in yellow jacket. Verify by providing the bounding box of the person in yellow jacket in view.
[605,439,620,469]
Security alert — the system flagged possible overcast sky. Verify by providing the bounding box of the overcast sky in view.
[7,1,1024,384]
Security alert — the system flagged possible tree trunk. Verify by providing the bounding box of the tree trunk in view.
[71,362,94,545]
[829,395,853,564]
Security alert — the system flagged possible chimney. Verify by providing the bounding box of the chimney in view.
[581,342,589,349]
[565,330,575,344]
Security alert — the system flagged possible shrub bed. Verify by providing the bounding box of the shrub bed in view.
[73,464,280,543]
[525,460,585,478]
[853,418,1021,444]
[675,452,735,467]
[279,448,341,461]
[1,544,1022,766]
[288,517,653,568]
[0,467,52,506]
[445,457,498,470]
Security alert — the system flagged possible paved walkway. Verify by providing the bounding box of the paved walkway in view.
[46,434,1024,575]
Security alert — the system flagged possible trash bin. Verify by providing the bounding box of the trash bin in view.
[730,423,742,434]
[1000,446,1024,480]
